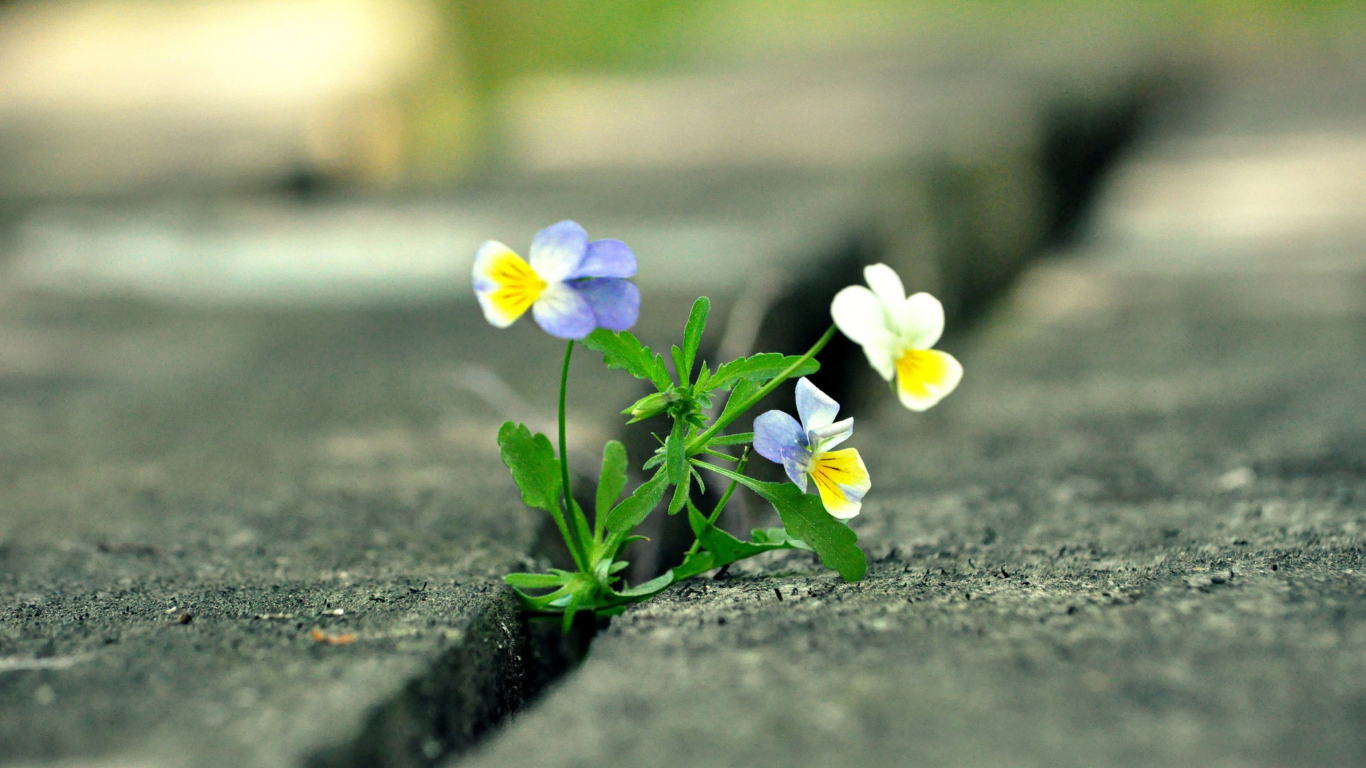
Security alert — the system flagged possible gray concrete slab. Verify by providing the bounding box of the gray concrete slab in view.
[453,64,1366,768]
[0,298,628,767]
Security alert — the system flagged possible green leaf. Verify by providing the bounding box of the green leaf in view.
[668,471,691,515]
[604,469,669,533]
[692,462,867,582]
[718,379,759,427]
[750,527,813,551]
[596,440,629,518]
[687,505,800,566]
[671,345,689,386]
[681,297,710,381]
[583,329,672,390]
[665,416,686,485]
[610,569,675,598]
[503,572,571,589]
[496,422,561,513]
[670,550,716,582]
[561,590,583,635]
[709,353,821,392]
[708,432,754,447]
[694,364,712,393]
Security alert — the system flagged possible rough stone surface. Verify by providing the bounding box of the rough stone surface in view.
[0,303,623,767]
[455,66,1366,768]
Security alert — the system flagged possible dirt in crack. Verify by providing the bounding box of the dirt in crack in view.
[306,593,603,768]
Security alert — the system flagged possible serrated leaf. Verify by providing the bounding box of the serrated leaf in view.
[681,297,710,382]
[718,379,759,427]
[496,422,561,513]
[709,353,821,392]
[605,469,669,533]
[708,432,754,447]
[503,572,571,589]
[693,463,867,581]
[583,329,672,390]
[596,440,629,518]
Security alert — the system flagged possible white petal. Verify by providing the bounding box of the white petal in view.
[831,285,889,345]
[863,263,905,307]
[894,292,946,349]
[795,377,840,432]
[860,335,897,382]
[808,417,853,452]
[528,220,588,284]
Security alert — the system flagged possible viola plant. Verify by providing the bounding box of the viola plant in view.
[475,221,962,632]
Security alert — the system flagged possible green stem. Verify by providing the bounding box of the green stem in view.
[557,340,592,568]
[685,449,749,557]
[687,324,838,453]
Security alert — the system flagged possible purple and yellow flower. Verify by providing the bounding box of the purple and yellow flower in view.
[753,377,871,520]
[830,264,962,411]
[473,220,640,339]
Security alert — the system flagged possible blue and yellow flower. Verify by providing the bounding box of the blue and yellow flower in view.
[753,377,871,520]
[830,264,962,411]
[473,220,640,339]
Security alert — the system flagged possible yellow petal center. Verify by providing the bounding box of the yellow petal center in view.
[895,349,953,400]
[489,253,547,319]
[809,448,868,514]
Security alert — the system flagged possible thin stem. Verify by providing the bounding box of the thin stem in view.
[557,340,591,568]
[685,449,749,557]
[687,324,837,453]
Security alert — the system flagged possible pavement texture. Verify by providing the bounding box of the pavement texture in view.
[0,305,627,767]
[454,65,1366,768]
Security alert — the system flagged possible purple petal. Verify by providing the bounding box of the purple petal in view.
[529,221,588,283]
[573,278,640,332]
[795,377,840,432]
[781,448,810,492]
[753,410,806,465]
[532,282,597,339]
[571,238,637,279]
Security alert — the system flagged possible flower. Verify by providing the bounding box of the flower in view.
[473,220,640,339]
[830,264,962,411]
[752,377,871,520]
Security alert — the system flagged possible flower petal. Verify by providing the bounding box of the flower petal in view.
[795,377,840,432]
[529,220,588,283]
[473,241,543,328]
[895,292,945,350]
[782,447,811,492]
[808,417,853,452]
[831,285,897,379]
[532,281,597,339]
[809,448,870,520]
[572,238,637,279]
[574,278,640,331]
[863,263,905,307]
[895,349,963,411]
[753,410,806,466]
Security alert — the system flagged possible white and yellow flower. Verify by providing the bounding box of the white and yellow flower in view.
[831,264,962,411]
[473,220,639,339]
[753,377,870,520]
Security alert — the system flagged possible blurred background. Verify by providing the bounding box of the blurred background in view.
[0,0,1360,303]
[0,0,1365,570]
